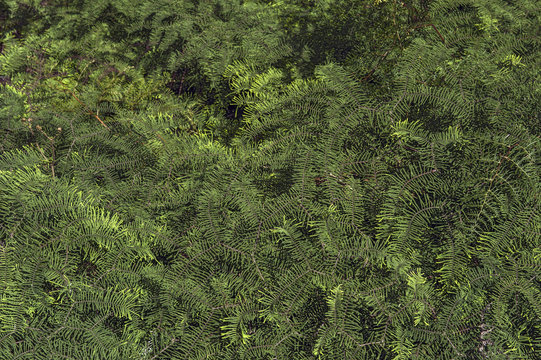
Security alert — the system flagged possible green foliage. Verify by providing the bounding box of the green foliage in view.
[0,0,539,359]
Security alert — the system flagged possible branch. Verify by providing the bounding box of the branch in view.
[53,79,110,130]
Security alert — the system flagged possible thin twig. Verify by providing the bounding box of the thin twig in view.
[53,79,110,130]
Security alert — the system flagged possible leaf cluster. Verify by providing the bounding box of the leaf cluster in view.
[0,0,539,359]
